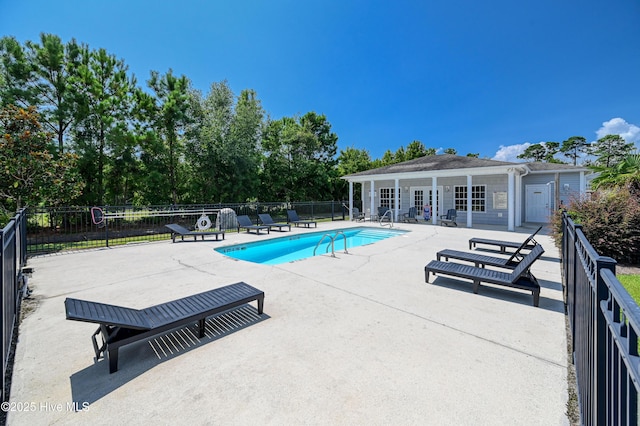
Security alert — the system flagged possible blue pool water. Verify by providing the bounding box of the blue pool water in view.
[215,227,408,265]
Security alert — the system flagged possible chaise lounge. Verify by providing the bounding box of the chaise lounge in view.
[286,210,317,228]
[165,223,225,243]
[236,215,270,234]
[436,232,537,269]
[425,244,545,306]
[258,213,291,232]
[65,282,265,373]
[468,226,542,253]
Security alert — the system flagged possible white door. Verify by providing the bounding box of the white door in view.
[526,184,549,222]
[410,186,443,220]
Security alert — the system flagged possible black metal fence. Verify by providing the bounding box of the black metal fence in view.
[562,211,640,425]
[1,209,28,401]
[26,201,354,255]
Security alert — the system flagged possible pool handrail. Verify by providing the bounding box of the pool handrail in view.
[313,231,349,258]
[379,209,394,228]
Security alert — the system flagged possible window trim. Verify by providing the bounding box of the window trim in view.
[454,184,486,213]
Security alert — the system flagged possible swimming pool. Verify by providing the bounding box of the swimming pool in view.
[215,227,408,265]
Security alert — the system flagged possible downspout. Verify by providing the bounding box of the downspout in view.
[515,166,529,227]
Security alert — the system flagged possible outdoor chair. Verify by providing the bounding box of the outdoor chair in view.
[425,244,545,307]
[236,215,270,234]
[402,207,418,223]
[165,223,225,243]
[351,207,365,222]
[258,213,291,232]
[469,226,542,253]
[65,282,265,373]
[436,232,537,269]
[286,210,317,228]
[378,206,391,222]
[440,209,457,226]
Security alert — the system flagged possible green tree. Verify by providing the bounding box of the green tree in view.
[406,140,427,160]
[589,134,635,168]
[0,105,83,212]
[466,153,479,158]
[228,89,263,201]
[335,146,372,199]
[380,149,395,165]
[517,142,563,162]
[0,36,36,108]
[72,47,134,204]
[0,34,84,153]
[560,136,588,166]
[261,112,338,201]
[185,81,234,202]
[443,147,457,155]
[145,69,192,204]
[186,82,264,203]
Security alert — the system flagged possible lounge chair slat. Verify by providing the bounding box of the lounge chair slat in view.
[286,210,317,228]
[425,245,544,306]
[65,282,265,373]
[258,214,291,232]
[165,224,225,243]
[468,226,542,253]
[236,215,271,234]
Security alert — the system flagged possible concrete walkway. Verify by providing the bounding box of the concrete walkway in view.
[7,221,568,425]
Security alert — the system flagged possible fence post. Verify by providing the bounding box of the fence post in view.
[104,205,109,248]
[570,220,582,346]
[595,255,616,425]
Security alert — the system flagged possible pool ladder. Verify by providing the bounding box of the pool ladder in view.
[379,209,394,228]
[313,231,348,257]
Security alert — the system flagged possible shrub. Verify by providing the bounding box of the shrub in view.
[555,188,640,264]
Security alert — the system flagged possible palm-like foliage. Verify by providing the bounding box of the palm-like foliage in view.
[590,153,640,195]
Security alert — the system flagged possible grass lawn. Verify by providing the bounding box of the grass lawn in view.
[619,274,640,302]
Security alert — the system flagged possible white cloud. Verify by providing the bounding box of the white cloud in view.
[492,143,530,162]
[596,117,640,143]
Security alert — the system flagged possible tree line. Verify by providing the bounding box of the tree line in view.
[516,135,635,166]
[0,33,464,216]
[1,33,635,218]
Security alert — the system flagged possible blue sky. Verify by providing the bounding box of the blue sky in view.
[1,0,639,162]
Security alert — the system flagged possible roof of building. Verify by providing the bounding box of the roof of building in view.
[342,154,588,178]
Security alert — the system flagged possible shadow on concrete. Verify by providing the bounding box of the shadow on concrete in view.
[69,305,269,407]
[428,277,565,313]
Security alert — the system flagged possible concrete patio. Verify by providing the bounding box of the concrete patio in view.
[6,221,569,425]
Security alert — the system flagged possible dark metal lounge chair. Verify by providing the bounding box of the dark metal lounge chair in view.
[165,223,225,243]
[258,213,291,232]
[440,209,457,226]
[468,226,542,253]
[402,207,418,223]
[286,210,317,228]
[437,232,537,269]
[425,244,545,306]
[65,282,265,373]
[236,215,270,234]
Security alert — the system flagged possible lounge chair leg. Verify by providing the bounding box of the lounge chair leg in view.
[108,348,119,373]
[257,297,264,314]
[473,280,480,294]
[424,268,431,283]
[198,318,206,338]
[533,289,540,307]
